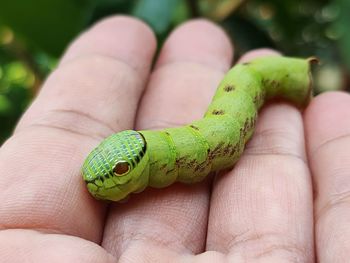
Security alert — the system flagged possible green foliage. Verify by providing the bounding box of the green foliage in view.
[333,0,350,69]
[133,0,180,35]
[0,0,96,56]
[0,0,348,145]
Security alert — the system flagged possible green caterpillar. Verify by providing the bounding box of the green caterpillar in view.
[82,56,315,201]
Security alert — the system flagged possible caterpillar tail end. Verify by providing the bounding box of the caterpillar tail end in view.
[301,56,319,108]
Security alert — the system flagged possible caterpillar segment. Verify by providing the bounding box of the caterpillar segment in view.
[82,56,315,201]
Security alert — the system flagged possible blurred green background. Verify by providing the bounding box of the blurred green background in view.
[0,0,349,144]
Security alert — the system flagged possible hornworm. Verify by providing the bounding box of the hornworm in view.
[82,56,315,201]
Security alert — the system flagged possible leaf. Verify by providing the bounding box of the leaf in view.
[132,0,179,35]
[90,0,134,23]
[0,94,11,114]
[199,0,245,21]
[223,15,275,56]
[0,0,96,56]
[332,0,350,71]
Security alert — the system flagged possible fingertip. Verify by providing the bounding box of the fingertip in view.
[180,18,233,53]
[156,18,233,71]
[304,91,350,152]
[305,91,350,124]
[238,48,281,63]
[60,15,157,78]
[91,15,157,49]
[308,90,350,108]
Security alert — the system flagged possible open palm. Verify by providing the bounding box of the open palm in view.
[1,16,349,262]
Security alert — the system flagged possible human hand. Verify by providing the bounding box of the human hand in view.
[0,16,349,262]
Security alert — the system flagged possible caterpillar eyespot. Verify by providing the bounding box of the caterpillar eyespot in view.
[82,55,316,202]
[113,162,130,175]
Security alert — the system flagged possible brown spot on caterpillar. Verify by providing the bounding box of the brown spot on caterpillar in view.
[150,160,158,166]
[224,85,235,92]
[206,148,211,160]
[186,159,197,169]
[194,161,207,172]
[221,142,241,157]
[196,165,207,173]
[229,143,240,156]
[253,95,258,105]
[253,91,264,106]
[189,125,199,130]
[208,142,225,159]
[223,144,231,155]
[212,109,225,115]
[166,167,176,174]
[242,62,251,65]
[239,115,258,140]
[262,78,281,90]
[212,143,223,154]
[240,118,251,139]
[175,156,187,166]
[271,80,280,89]
[164,131,170,136]
[262,78,268,86]
[159,164,167,170]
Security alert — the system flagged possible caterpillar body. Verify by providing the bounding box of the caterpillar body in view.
[82,56,315,201]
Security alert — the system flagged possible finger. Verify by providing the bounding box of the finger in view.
[102,19,233,258]
[59,16,153,78]
[0,229,116,263]
[304,91,350,262]
[0,16,156,242]
[206,49,314,262]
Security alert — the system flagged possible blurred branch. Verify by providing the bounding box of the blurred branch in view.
[186,0,199,17]
[345,72,350,92]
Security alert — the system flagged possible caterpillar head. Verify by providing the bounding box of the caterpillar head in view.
[82,130,149,201]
